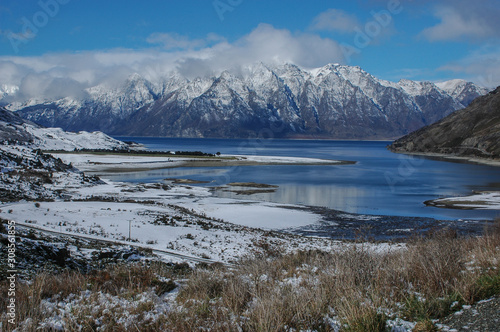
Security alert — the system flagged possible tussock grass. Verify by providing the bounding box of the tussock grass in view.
[1,220,500,331]
[0,261,180,331]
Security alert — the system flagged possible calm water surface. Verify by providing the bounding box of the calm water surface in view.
[110,137,500,221]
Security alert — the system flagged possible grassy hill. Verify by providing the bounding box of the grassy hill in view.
[389,87,500,160]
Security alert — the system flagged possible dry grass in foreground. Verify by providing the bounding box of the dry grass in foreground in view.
[1,221,499,331]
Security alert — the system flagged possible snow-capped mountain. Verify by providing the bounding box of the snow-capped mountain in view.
[5,63,489,139]
[0,84,19,100]
[435,79,488,106]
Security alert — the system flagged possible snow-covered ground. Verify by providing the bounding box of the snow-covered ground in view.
[0,148,398,264]
[229,154,345,164]
[429,191,500,210]
[24,124,131,151]
[0,106,135,151]
[176,196,320,230]
[52,153,183,171]
[0,173,350,263]
[52,152,347,172]
[0,145,398,265]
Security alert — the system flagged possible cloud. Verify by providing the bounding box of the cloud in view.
[0,50,171,100]
[233,24,343,67]
[310,7,397,49]
[0,24,346,102]
[438,46,500,88]
[420,1,500,42]
[17,73,88,100]
[174,24,345,78]
[146,32,225,51]
[310,9,360,33]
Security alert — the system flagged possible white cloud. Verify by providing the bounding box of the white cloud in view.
[310,9,360,33]
[229,24,343,67]
[164,24,345,78]
[0,50,177,100]
[146,32,225,50]
[0,24,346,102]
[174,24,345,78]
[420,1,500,42]
[438,46,500,88]
[309,7,396,49]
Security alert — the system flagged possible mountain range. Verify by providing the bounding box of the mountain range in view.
[1,63,489,139]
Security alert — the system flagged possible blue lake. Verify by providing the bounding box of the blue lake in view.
[110,137,500,221]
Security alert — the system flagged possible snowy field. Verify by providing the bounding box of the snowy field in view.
[53,152,345,172]
[53,153,185,171]
[0,174,362,263]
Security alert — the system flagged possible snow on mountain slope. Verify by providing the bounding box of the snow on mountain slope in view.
[436,79,467,93]
[436,79,489,106]
[0,84,19,100]
[24,125,130,151]
[0,107,130,151]
[6,63,489,139]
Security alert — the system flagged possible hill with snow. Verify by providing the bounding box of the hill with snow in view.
[0,107,130,151]
[4,63,488,139]
[389,87,500,160]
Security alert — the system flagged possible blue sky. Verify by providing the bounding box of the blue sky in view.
[1,0,499,100]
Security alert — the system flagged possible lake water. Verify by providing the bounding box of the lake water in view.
[110,137,500,221]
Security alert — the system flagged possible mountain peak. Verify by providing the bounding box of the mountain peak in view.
[127,72,143,81]
[436,79,489,106]
[9,63,490,139]
[435,78,467,90]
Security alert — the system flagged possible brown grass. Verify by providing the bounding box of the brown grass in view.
[0,262,179,331]
[1,220,500,331]
[0,270,87,328]
[167,222,500,331]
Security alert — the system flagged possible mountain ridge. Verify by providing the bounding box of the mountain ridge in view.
[388,86,500,161]
[2,63,489,139]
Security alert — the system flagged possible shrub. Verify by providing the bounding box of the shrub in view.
[3,225,500,331]
[400,230,465,297]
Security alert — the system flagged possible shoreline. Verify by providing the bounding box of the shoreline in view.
[388,149,500,167]
[113,135,396,142]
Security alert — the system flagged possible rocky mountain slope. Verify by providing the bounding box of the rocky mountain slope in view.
[4,63,488,139]
[389,87,500,160]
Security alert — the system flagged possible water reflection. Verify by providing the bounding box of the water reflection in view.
[273,185,369,214]
[102,167,230,184]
